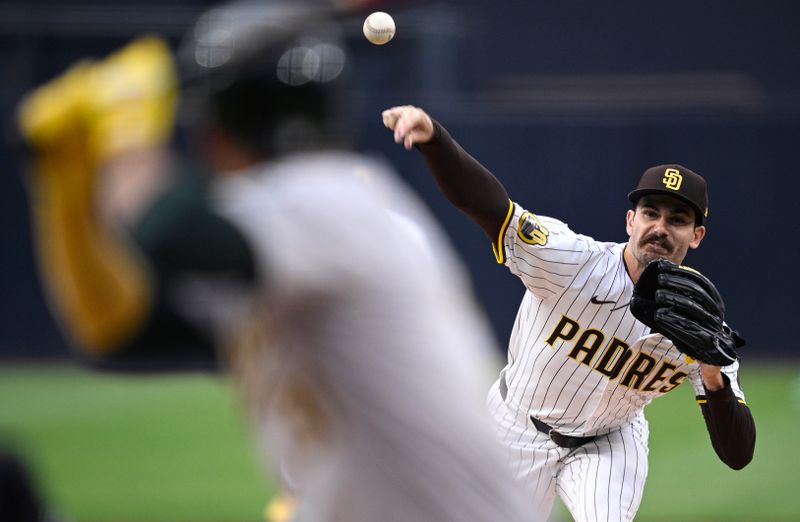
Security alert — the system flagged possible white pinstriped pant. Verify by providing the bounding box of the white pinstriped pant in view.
[487,381,650,522]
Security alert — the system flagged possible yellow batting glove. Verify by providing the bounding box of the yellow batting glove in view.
[18,35,178,166]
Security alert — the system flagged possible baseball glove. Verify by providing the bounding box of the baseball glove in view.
[630,260,744,366]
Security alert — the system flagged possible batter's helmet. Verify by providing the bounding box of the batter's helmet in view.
[178,0,351,157]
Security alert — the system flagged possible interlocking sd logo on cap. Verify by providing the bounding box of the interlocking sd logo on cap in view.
[628,164,709,225]
[662,168,682,190]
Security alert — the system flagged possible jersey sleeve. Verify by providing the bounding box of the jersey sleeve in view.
[95,172,257,372]
[493,201,603,299]
[687,359,746,402]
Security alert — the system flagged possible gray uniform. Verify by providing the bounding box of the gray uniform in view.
[206,152,533,521]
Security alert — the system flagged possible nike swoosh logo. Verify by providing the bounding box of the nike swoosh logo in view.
[590,295,616,305]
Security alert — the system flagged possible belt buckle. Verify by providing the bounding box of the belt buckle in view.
[548,429,562,446]
[544,425,574,448]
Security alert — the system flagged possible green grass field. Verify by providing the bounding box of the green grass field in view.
[0,365,272,522]
[1,361,798,521]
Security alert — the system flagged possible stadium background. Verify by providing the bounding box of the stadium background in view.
[1,1,798,520]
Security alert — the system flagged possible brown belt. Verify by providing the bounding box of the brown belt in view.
[530,417,596,449]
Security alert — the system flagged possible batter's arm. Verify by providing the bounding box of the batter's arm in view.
[698,370,755,470]
[19,84,154,355]
[382,106,510,241]
[16,38,176,356]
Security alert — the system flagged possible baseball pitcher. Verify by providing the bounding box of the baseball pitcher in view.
[384,105,755,521]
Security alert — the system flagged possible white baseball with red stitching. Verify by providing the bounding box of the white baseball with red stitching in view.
[363,11,395,45]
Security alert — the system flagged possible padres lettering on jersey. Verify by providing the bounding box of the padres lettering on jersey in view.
[490,201,745,437]
[544,314,687,392]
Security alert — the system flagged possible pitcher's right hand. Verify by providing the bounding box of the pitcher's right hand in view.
[381,105,434,150]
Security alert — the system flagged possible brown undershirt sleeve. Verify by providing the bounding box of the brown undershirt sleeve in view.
[416,120,511,241]
[698,373,756,470]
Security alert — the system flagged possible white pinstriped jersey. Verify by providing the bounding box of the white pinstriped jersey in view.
[491,201,745,437]
[207,152,531,522]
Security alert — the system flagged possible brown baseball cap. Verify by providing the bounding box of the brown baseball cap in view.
[627,164,709,225]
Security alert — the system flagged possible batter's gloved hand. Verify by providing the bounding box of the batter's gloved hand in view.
[630,259,744,366]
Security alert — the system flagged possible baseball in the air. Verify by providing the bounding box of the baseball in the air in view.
[363,11,395,45]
